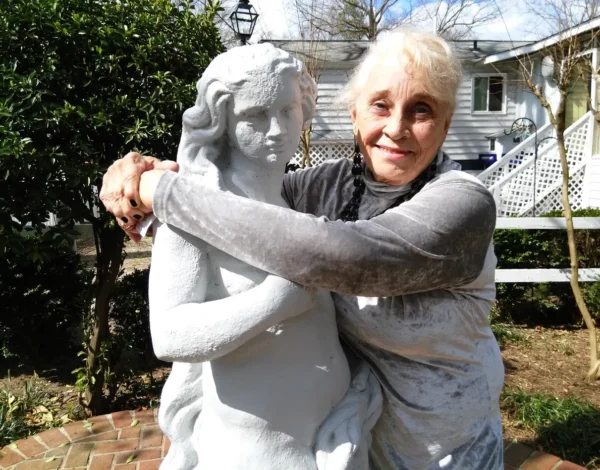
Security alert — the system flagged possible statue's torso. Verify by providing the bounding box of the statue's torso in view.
[188,243,350,469]
[203,246,349,424]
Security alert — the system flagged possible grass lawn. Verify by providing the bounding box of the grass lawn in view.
[498,325,600,468]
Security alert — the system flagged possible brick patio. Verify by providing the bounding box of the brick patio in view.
[0,411,587,469]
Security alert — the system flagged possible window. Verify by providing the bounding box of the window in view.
[473,75,505,112]
[489,138,496,151]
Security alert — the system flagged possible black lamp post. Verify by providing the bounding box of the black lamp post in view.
[505,118,539,216]
[230,0,259,45]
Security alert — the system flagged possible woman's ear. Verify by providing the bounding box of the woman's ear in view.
[443,113,452,136]
[350,105,357,125]
[350,106,359,135]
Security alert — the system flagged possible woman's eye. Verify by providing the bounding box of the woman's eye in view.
[372,102,388,112]
[414,103,432,115]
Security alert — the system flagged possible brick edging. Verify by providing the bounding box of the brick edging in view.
[0,409,168,470]
[504,441,586,469]
[0,415,588,470]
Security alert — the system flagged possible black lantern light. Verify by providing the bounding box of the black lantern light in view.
[230,0,259,45]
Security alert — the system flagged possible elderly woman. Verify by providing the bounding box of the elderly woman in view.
[101,30,503,470]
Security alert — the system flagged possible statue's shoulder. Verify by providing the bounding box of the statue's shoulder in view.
[153,220,211,254]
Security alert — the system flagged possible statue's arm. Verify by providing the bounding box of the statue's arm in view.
[148,223,315,363]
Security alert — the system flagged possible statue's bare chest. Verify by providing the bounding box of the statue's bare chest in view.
[204,245,267,300]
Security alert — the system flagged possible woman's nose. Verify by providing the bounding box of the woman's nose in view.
[384,114,409,139]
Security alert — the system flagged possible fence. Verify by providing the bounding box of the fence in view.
[495,217,600,283]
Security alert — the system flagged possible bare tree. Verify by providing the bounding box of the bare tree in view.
[413,0,499,39]
[512,14,600,379]
[290,0,328,167]
[523,0,600,36]
[294,0,499,40]
[294,0,411,40]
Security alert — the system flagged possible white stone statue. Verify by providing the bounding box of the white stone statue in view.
[148,44,382,470]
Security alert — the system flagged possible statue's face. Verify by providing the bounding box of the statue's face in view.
[226,71,304,168]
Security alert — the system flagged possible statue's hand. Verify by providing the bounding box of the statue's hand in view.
[100,152,179,241]
[263,275,317,316]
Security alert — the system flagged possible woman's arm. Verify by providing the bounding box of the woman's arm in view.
[152,171,496,297]
[149,222,315,363]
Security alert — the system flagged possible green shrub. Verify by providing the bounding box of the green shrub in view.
[0,235,91,362]
[0,392,29,447]
[490,323,527,348]
[110,268,153,366]
[0,0,223,413]
[494,208,600,326]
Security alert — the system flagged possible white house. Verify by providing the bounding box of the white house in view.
[269,38,532,171]
[268,21,600,216]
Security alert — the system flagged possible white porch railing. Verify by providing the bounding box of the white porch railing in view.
[478,121,556,188]
[479,111,595,217]
[291,141,353,166]
[521,165,588,216]
[495,217,600,282]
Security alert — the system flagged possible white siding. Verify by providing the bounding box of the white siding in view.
[442,65,520,161]
[310,66,541,164]
[584,155,600,208]
[312,70,353,141]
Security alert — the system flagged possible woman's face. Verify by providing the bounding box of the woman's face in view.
[227,72,304,169]
[351,62,452,185]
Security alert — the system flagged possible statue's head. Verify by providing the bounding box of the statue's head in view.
[179,44,317,171]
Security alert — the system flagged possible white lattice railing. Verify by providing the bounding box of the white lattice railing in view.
[478,122,556,188]
[522,165,588,216]
[482,111,595,217]
[290,141,354,167]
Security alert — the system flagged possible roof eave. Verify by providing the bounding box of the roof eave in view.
[483,16,600,64]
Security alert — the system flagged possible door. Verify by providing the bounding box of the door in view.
[565,56,592,128]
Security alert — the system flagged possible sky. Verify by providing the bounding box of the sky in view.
[239,0,557,43]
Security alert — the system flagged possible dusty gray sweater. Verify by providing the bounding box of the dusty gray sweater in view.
[153,156,504,470]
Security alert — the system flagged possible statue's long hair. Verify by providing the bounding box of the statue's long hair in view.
[177,43,317,179]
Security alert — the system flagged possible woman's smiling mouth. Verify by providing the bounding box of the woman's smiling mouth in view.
[376,145,414,160]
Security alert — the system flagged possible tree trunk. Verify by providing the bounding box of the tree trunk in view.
[556,127,600,380]
[85,223,124,414]
[300,128,312,168]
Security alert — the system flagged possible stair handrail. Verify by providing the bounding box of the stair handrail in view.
[477,121,554,185]
[487,111,594,194]
[487,134,558,193]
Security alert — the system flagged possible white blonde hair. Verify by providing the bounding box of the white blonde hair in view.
[339,29,462,113]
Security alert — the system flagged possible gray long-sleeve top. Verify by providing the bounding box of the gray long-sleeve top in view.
[153,155,505,470]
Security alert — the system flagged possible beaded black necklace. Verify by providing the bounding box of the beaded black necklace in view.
[340,144,439,222]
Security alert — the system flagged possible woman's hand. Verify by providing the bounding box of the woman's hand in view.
[100,152,179,240]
